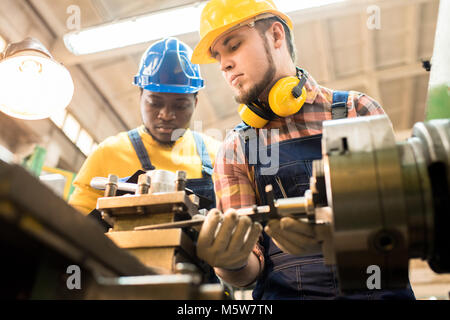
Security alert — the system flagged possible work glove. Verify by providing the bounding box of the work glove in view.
[265,217,323,256]
[196,208,263,271]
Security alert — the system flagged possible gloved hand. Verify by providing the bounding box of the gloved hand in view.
[196,208,263,271]
[265,217,322,256]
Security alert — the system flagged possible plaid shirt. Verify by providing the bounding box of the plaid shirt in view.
[213,70,386,274]
[213,70,386,212]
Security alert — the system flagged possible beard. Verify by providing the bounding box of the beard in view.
[234,35,276,105]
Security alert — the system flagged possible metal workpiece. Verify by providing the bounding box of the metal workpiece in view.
[135,174,151,215]
[275,190,314,217]
[91,177,138,193]
[136,173,151,195]
[273,190,325,224]
[101,174,120,225]
[104,174,119,197]
[175,170,187,191]
[135,194,318,231]
[149,169,176,194]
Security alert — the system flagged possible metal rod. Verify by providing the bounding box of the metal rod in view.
[91,177,137,193]
[134,201,308,231]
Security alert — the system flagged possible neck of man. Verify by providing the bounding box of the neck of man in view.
[144,126,179,147]
[257,64,297,106]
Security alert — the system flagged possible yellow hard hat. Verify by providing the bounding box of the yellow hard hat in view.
[192,0,293,64]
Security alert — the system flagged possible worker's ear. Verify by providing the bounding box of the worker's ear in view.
[270,21,285,49]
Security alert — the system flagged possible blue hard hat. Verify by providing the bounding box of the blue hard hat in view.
[134,37,204,94]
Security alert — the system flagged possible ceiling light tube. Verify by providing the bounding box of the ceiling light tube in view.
[63,0,346,56]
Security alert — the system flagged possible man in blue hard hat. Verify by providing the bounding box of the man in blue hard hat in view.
[69,37,221,218]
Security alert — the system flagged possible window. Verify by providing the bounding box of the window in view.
[50,108,67,128]
[62,114,80,142]
[90,142,98,154]
[50,109,98,157]
[0,35,6,54]
[76,129,93,156]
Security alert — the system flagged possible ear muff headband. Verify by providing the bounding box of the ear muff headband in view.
[292,72,307,98]
[238,68,308,128]
[269,69,307,117]
[238,102,274,128]
[247,102,273,120]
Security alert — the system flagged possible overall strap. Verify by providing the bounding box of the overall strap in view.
[127,129,155,171]
[191,131,214,176]
[331,91,349,120]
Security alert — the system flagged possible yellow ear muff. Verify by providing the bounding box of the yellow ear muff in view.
[268,76,307,117]
[238,103,269,128]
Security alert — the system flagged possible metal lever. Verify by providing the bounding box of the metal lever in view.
[91,176,199,196]
[91,177,137,193]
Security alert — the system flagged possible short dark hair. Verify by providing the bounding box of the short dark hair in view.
[255,16,297,63]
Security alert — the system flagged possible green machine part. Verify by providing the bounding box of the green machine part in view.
[427,85,450,120]
[22,146,77,201]
[22,145,47,177]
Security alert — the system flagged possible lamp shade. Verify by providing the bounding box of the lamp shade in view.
[0,37,74,120]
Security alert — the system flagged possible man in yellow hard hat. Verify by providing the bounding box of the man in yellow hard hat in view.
[193,0,415,299]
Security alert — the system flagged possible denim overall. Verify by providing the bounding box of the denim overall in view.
[127,129,216,210]
[236,91,415,300]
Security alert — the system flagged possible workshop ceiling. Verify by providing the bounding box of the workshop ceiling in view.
[0,0,440,170]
